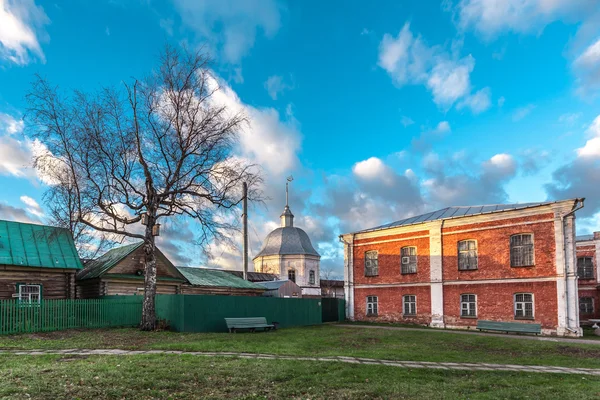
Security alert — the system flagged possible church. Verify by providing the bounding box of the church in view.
[253,181,322,297]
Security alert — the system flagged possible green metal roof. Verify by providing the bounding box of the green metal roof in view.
[78,242,143,280]
[176,267,265,290]
[0,219,83,270]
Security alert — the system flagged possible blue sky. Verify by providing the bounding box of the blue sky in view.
[1,0,600,276]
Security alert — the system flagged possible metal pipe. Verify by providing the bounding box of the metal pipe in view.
[242,182,248,281]
[561,198,584,333]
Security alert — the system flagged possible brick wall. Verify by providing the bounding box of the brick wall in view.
[443,281,558,329]
[354,286,431,325]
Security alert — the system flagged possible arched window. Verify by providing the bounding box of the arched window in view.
[458,240,478,270]
[288,269,296,283]
[309,270,315,285]
[401,247,417,274]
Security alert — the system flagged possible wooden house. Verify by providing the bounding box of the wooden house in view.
[256,280,302,298]
[76,242,187,297]
[0,220,82,302]
[177,267,266,296]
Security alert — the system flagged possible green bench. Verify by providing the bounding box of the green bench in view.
[225,317,275,333]
[476,320,541,335]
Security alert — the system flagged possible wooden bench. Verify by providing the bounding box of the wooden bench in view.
[225,317,274,333]
[476,320,541,335]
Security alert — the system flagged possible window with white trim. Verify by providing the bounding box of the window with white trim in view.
[510,234,534,267]
[577,257,594,279]
[366,296,378,316]
[288,269,296,283]
[460,294,477,317]
[16,284,42,304]
[309,270,315,285]
[580,297,594,314]
[514,293,534,319]
[458,240,478,270]
[365,251,379,277]
[403,295,416,316]
[401,246,417,274]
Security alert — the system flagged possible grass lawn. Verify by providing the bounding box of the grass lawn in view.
[1,354,599,400]
[1,325,600,369]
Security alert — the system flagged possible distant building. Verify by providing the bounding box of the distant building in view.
[256,280,302,298]
[222,270,279,282]
[177,267,265,296]
[76,242,186,297]
[576,232,600,322]
[320,279,344,299]
[0,220,82,302]
[253,199,321,297]
[341,200,584,336]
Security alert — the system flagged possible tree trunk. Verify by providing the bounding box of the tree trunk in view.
[140,218,158,331]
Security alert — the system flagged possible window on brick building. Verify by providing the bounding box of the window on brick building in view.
[580,297,594,314]
[401,246,417,274]
[309,270,315,285]
[365,251,378,276]
[577,257,594,279]
[510,234,534,267]
[458,240,478,270]
[514,293,534,319]
[403,295,416,316]
[366,296,378,316]
[460,294,477,317]
[288,269,296,283]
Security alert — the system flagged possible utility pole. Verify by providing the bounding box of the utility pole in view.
[242,182,248,281]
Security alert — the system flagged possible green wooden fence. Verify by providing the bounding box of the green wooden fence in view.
[0,298,142,335]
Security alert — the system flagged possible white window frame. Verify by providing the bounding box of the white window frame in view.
[510,234,535,267]
[458,240,478,271]
[579,297,594,314]
[402,295,417,316]
[365,251,379,277]
[460,294,477,317]
[577,257,594,279]
[366,296,378,316]
[514,293,534,319]
[400,246,417,274]
[16,284,42,305]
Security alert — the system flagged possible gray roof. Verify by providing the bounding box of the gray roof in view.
[576,234,594,242]
[352,201,567,234]
[223,270,280,282]
[254,227,320,258]
[255,280,295,290]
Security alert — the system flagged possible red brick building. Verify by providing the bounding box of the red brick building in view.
[340,199,584,337]
[576,232,600,323]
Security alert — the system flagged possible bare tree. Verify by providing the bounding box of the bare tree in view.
[26,45,262,330]
[320,265,342,298]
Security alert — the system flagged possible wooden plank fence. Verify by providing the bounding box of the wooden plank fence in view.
[0,298,142,335]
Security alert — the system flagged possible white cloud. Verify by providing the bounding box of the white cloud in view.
[20,195,44,217]
[0,112,24,134]
[456,87,492,114]
[558,112,583,125]
[19,195,38,209]
[400,115,414,127]
[436,121,451,133]
[456,0,590,39]
[512,104,536,121]
[0,0,49,65]
[573,37,600,92]
[353,157,391,183]
[497,96,506,107]
[577,115,600,158]
[171,0,281,64]
[378,22,486,110]
[264,75,293,100]
[0,135,33,177]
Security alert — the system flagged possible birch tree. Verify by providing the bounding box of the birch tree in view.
[26,45,261,330]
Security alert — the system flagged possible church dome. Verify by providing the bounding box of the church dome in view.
[254,226,320,258]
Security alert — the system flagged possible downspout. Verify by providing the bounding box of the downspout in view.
[339,233,354,319]
[561,198,584,334]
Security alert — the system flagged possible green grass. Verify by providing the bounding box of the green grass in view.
[0,354,599,400]
[2,325,600,369]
